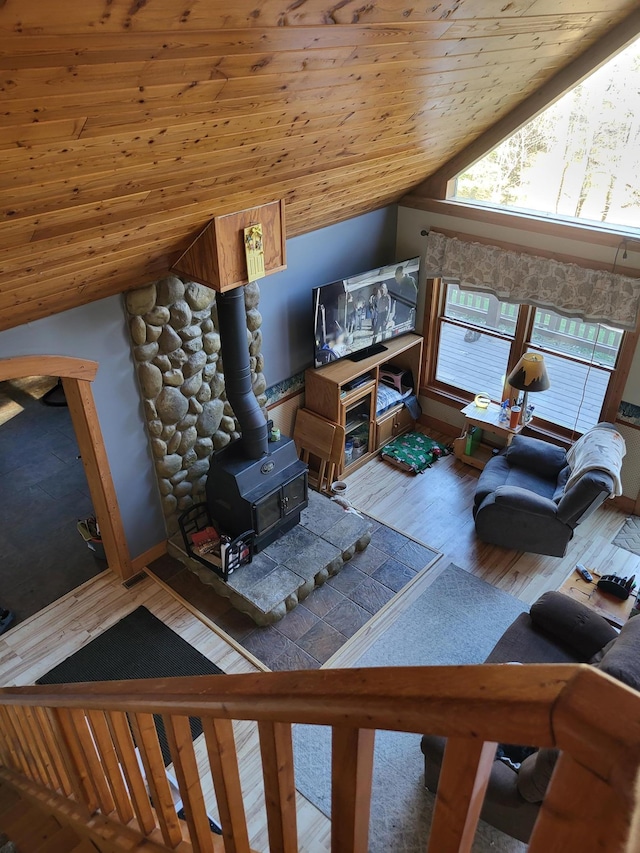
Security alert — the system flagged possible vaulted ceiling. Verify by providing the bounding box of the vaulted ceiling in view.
[1,0,639,332]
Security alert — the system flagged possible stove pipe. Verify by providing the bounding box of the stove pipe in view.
[217,287,268,460]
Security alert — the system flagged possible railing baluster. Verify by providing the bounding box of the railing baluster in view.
[0,713,13,769]
[331,726,375,853]
[23,706,56,790]
[258,720,298,853]
[129,711,184,848]
[164,714,215,853]
[202,716,251,853]
[10,706,47,786]
[427,738,497,853]
[529,752,632,853]
[67,708,116,816]
[52,707,99,813]
[105,710,156,836]
[0,706,31,778]
[86,709,134,825]
[34,706,72,797]
[14,705,43,781]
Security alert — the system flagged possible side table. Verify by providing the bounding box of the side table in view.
[453,401,525,470]
[559,571,635,629]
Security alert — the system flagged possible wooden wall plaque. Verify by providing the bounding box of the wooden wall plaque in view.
[172,200,286,292]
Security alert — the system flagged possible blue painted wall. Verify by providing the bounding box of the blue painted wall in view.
[259,206,398,384]
[0,205,398,558]
[0,296,165,558]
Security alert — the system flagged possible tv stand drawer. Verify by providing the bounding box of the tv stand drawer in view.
[376,404,414,449]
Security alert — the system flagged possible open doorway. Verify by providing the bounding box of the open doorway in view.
[0,376,107,626]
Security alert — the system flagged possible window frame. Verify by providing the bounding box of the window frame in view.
[422,277,635,440]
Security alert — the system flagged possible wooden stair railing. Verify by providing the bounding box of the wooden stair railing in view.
[0,665,639,853]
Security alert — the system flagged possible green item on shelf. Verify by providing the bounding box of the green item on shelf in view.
[465,426,483,456]
[380,431,451,475]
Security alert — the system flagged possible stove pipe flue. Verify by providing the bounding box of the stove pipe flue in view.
[217,287,268,460]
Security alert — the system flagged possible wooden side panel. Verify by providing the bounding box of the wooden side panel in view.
[62,377,133,581]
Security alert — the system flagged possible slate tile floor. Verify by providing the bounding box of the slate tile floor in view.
[0,377,102,625]
[149,516,439,671]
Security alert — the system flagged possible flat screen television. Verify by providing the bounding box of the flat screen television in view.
[313,257,419,368]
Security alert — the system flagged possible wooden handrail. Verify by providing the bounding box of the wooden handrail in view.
[0,664,638,853]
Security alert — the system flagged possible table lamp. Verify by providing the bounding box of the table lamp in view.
[506,353,550,425]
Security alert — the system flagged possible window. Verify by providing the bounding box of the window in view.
[430,282,624,434]
[436,284,513,401]
[526,308,622,432]
[448,39,640,233]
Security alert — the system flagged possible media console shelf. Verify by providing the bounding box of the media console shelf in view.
[304,333,423,476]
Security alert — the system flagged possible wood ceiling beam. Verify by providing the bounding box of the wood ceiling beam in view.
[409,6,640,199]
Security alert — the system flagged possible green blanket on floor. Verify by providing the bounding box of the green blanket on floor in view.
[380,431,451,474]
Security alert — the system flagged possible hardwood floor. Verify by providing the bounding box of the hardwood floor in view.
[345,429,638,605]
[0,438,635,853]
[0,569,331,852]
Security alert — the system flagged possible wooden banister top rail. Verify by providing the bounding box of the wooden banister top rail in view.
[1,664,638,752]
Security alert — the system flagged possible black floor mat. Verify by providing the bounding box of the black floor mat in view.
[37,605,224,764]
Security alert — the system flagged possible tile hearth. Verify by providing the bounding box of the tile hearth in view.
[151,500,440,671]
[169,491,374,625]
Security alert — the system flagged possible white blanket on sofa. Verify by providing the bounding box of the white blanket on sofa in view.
[565,426,626,497]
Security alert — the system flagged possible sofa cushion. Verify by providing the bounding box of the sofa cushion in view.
[485,613,583,664]
[504,435,567,478]
[596,614,640,691]
[474,454,556,511]
[530,591,617,661]
[517,748,559,803]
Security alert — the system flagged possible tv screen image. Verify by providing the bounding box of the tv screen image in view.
[313,257,419,368]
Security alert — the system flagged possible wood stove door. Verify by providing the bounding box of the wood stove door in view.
[253,472,308,535]
[254,490,282,536]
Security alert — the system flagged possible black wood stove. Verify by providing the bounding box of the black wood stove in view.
[204,287,308,555]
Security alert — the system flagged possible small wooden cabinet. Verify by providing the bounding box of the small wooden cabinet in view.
[304,333,423,476]
[376,404,414,449]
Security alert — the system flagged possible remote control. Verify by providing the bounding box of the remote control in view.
[576,564,593,583]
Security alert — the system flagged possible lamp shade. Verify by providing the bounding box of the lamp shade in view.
[507,353,550,392]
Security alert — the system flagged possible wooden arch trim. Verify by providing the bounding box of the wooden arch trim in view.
[0,355,133,580]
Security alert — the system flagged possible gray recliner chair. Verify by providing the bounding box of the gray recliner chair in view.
[473,427,617,557]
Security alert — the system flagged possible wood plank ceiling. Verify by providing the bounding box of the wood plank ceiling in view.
[1,0,638,332]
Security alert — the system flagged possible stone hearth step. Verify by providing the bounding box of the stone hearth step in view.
[170,491,372,625]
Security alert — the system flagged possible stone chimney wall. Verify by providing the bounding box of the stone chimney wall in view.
[125,274,266,534]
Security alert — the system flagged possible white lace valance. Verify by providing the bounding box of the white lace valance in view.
[424,231,640,330]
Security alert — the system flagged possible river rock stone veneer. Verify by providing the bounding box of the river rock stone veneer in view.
[125,274,267,535]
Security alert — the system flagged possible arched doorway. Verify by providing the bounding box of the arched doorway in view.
[0,355,133,580]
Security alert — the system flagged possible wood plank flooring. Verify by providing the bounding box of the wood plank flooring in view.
[0,439,636,852]
[344,429,638,606]
[0,569,331,852]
